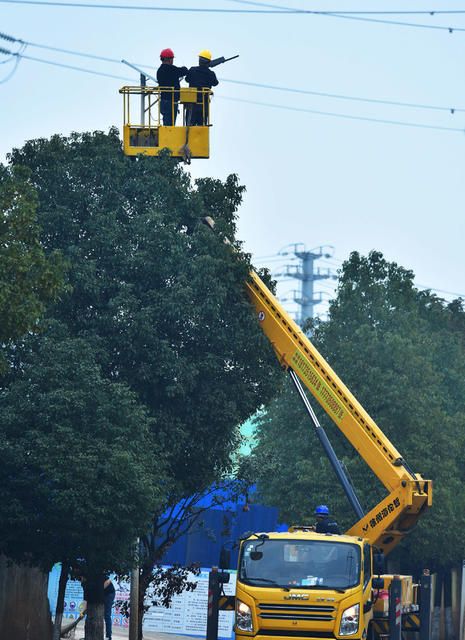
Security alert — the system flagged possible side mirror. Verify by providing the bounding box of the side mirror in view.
[373,553,386,575]
[219,547,231,570]
[363,601,373,613]
[372,577,384,590]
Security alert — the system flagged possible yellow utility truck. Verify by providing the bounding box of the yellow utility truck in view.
[204,218,432,640]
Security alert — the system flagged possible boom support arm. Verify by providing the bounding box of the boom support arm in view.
[245,270,432,555]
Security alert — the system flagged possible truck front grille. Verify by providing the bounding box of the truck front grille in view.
[258,631,337,638]
[259,604,335,613]
[258,602,336,622]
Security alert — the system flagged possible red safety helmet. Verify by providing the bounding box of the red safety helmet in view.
[160,48,174,59]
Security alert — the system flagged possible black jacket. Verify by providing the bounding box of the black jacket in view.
[157,63,188,101]
[185,65,219,90]
[315,516,340,534]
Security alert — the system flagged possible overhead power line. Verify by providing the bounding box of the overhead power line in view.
[217,95,465,133]
[0,54,21,82]
[0,37,25,82]
[1,35,464,134]
[417,284,465,298]
[2,48,464,134]
[0,0,307,12]
[0,46,132,80]
[228,0,465,32]
[229,1,465,14]
[1,33,463,116]
[220,78,465,115]
[2,0,465,32]
[8,38,125,64]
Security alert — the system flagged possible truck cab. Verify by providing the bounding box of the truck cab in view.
[235,531,374,640]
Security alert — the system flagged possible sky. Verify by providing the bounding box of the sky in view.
[1,0,464,321]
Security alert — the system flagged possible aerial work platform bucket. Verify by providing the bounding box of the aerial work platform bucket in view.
[119,85,212,160]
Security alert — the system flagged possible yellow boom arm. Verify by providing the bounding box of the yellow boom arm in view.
[245,269,432,555]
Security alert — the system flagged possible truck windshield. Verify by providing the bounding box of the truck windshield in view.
[239,539,361,590]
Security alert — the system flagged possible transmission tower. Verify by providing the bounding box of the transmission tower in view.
[275,243,338,325]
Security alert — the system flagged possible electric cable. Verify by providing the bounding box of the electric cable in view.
[1,0,465,34]
[229,1,465,14]
[0,55,21,82]
[1,41,463,134]
[0,31,124,63]
[416,284,465,298]
[0,46,132,80]
[217,95,465,133]
[256,247,463,300]
[0,46,18,63]
[220,78,465,115]
[1,33,463,116]
[0,40,25,81]
[0,0,306,12]
[227,0,465,32]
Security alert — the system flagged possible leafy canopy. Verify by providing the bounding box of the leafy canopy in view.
[0,165,67,372]
[0,324,165,574]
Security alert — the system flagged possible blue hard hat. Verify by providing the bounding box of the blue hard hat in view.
[315,505,329,515]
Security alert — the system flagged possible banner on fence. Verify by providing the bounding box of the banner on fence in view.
[48,565,236,638]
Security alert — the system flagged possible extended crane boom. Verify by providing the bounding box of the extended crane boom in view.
[245,271,431,554]
[245,269,431,553]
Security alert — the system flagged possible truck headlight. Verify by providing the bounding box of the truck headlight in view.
[339,603,359,636]
[236,599,254,632]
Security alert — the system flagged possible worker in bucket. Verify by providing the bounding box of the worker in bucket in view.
[156,48,188,126]
[185,49,219,125]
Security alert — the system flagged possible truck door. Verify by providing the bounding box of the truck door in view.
[363,544,373,635]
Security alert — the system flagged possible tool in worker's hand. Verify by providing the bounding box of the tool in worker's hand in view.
[210,55,239,68]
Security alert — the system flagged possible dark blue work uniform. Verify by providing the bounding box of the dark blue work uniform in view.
[185,65,218,125]
[316,516,341,534]
[156,63,188,126]
[104,575,115,639]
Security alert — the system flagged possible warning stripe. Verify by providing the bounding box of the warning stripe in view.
[219,596,235,611]
[403,614,420,631]
[208,589,213,618]
[396,598,401,626]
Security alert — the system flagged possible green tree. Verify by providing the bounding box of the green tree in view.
[247,251,465,573]
[0,325,165,638]
[4,129,281,637]
[0,165,66,372]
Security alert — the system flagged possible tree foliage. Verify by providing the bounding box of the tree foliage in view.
[0,165,67,372]
[247,251,465,571]
[1,129,281,636]
[0,324,165,575]
[6,130,279,493]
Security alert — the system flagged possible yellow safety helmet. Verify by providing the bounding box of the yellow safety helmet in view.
[198,49,212,61]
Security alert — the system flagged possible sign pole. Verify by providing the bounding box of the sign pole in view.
[389,576,402,640]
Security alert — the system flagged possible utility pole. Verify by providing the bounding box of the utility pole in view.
[129,539,140,640]
[275,244,337,326]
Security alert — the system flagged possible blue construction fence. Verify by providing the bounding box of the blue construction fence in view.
[162,503,288,569]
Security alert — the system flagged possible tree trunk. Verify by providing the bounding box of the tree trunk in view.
[0,554,53,640]
[431,572,443,640]
[84,574,105,640]
[137,562,154,640]
[85,602,104,640]
[52,564,69,640]
[443,571,454,640]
